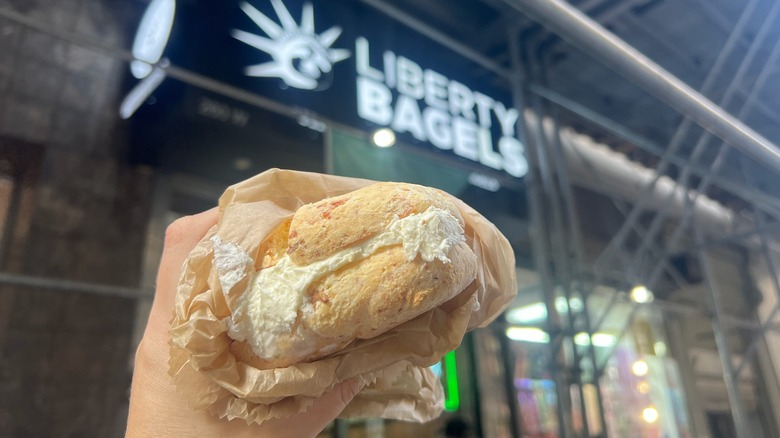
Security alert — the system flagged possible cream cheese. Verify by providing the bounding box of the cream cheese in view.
[228,206,465,358]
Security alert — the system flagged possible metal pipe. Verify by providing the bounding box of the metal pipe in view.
[497,326,524,438]
[526,83,780,219]
[733,302,780,378]
[667,220,780,257]
[733,155,780,378]
[686,0,780,127]
[550,105,609,433]
[694,216,753,437]
[513,27,574,438]
[589,184,718,339]
[633,0,780,276]
[644,147,731,287]
[535,93,592,436]
[586,0,763,269]
[503,0,780,169]
[644,18,780,287]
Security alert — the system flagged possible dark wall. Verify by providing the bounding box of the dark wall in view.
[0,1,153,436]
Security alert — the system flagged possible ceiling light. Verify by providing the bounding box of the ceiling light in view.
[555,296,584,313]
[506,327,550,344]
[642,407,659,423]
[630,285,654,304]
[632,360,649,377]
[372,128,396,147]
[574,332,617,347]
[637,382,650,394]
[506,303,547,324]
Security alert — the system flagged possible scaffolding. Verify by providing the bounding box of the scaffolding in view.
[507,1,780,437]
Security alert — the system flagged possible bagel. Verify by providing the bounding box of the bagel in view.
[222,182,478,369]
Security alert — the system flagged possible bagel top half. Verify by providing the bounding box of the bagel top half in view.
[224,182,478,370]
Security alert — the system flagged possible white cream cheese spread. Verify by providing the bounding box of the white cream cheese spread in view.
[227,206,465,359]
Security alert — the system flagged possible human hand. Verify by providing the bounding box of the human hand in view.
[126,208,364,438]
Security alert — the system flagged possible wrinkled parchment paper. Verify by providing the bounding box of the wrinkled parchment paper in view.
[169,168,516,425]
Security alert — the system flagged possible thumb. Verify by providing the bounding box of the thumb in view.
[261,379,365,438]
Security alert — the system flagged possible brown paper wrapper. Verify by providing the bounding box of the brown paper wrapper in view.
[169,168,516,425]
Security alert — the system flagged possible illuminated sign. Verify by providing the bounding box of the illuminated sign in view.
[355,38,527,178]
[430,350,460,411]
[233,0,528,179]
[121,0,175,119]
[127,0,530,183]
[131,0,176,79]
[233,0,350,90]
[442,350,460,411]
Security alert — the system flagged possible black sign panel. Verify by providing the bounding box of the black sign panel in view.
[130,0,528,180]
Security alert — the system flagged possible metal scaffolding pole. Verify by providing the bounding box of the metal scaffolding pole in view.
[502,0,780,170]
[549,106,609,436]
[667,219,780,257]
[512,26,575,438]
[632,1,780,277]
[527,83,780,219]
[509,26,573,438]
[694,215,753,437]
[527,31,595,433]
[590,0,762,270]
[732,156,780,378]
[530,92,590,436]
[643,18,780,288]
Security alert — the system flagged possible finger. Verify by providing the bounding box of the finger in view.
[261,379,365,438]
[154,207,220,315]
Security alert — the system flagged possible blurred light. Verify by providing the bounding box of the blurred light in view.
[630,285,654,303]
[556,296,584,313]
[297,115,327,132]
[592,335,609,347]
[574,332,617,347]
[506,327,550,344]
[372,128,396,147]
[506,297,585,325]
[131,0,176,79]
[443,350,460,412]
[234,157,252,171]
[642,407,659,423]
[506,303,547,324]
[637,382,650,394]
[654,341,667,356]
[632,360,649,377]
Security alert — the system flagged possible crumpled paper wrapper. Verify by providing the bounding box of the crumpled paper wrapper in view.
[169,168,516,425]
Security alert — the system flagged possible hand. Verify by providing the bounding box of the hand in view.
[126,208,364,438]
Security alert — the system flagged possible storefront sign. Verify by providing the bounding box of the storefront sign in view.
[229,0,528,178]
[131,0,529,180]
[354,38,527,177]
